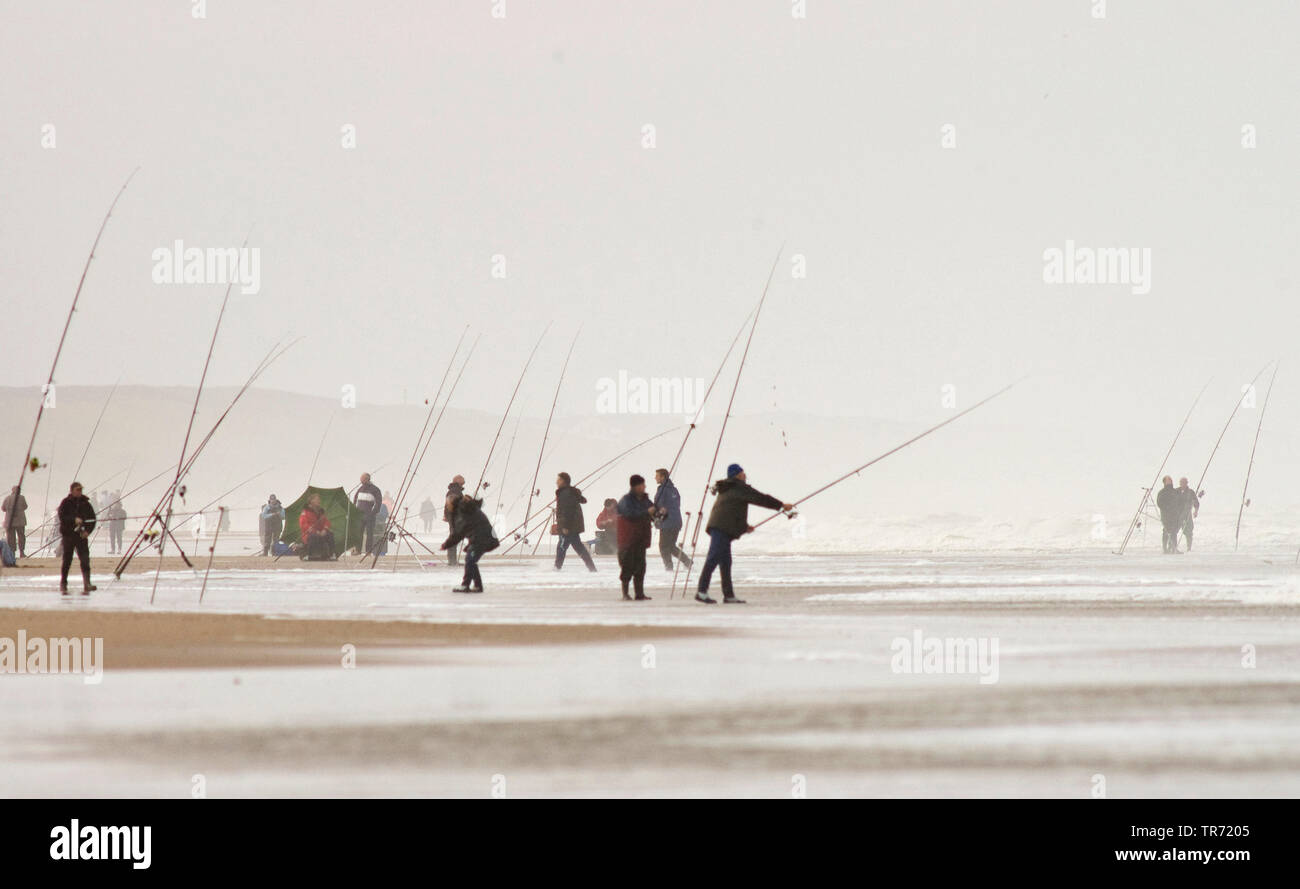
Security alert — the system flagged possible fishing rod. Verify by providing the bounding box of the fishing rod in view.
[495,424,684,556]
[371,334,480,568]
[668,308,756,476]
[198,507,225,604]
[495,403,528,515]
[1234,361,1279,550]
[519,328,580,556]
[152,232,249,584]
[1114,378,1212,556]
[21,460,131,552]
[674,246,783,599]
[1194,363,1271,496]
[306,411,335,488]
[115,338,295,579]
[72,379,120,481]
[5,168,138,581]
[384,325,468,538]
[751,378,1026,531]
[474,324,551,498]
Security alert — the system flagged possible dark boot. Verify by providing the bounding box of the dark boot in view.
[634,576,649,601]
[620,580,631,601]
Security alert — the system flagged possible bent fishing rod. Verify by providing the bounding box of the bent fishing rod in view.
[474,324,551,498]
[750,377,1027,531]
[1194,362,1271,496]
[519,328,580,556]
[1235,360,1279,550]
[5,168,138,581]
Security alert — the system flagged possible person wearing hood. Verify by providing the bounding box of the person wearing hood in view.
[56,481,97,595]
[554,472,597,572]
[444,475,465,565]
[259,494,285,556]
[652,468,691,571]
[1155,476,1181,554]
[616,474,654,601]
[593,498,618,555]
[441,493,499,593]
[696,464,792,604]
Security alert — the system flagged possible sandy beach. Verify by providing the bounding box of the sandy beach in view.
[2,549,1297,798]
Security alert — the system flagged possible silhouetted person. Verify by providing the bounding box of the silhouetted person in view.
[57,481,97,595]
[1155,476,1181,554]
[1177,477,1200,552]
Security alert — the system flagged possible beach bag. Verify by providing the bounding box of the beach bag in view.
[0,539,15,567]
[272,540,294,557]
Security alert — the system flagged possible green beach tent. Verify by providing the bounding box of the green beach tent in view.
[280,485,364,557]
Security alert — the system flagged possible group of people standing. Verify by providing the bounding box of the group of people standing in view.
[434,464,791,604]
[1155,476,1201,554]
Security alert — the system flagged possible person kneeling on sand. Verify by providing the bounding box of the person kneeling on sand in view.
[616,475,654,601]
[441,493,499,593]
[696,464,792,605]
[298,494,336,561]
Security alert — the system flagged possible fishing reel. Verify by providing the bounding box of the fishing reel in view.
[782,509,799,520]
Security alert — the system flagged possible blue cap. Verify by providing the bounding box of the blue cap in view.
[727,463,744,478]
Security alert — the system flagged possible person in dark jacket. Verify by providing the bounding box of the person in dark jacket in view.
[3,485,28,558]
[443,475,465,565]
[696,464,792,604]
[441,493,499,593]
[616,475,654,601]
[593,498,618,555]
[353,472,382,555]
[652,468,692,571]
[56,481,97,595]
[1154,476,1181,554]
[554,472,597,572]
[1177,477,1200,552]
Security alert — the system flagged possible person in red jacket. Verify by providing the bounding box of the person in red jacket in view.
[615,475,653,601]
[593,498,618,555]
[299,494,336,560]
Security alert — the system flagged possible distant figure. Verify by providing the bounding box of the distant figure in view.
[696,464,792,604]
[652,468,691,571]
[616,474,654,601]
[106,492,127,554]
[554,472,597,572]
[353,472,382,555]
[299,493,336,560]
[56,481,97,595]
[441,493,499,593]
[219,504,232,534]
[1177,477,1200,552]
[259,494,284,556]
[593,498,618,555]
[3,485,28,559]
[1155,475,1181,555]
[419,496,437,534]
[444,475,465,565]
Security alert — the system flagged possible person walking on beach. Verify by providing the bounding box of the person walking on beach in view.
[419,496,436,534]
[259,494,284,556]
[353,472,382,555]
[1177,477,1200,552]
[441,492,499,593]
[652,468,691,571]
[1155,476,1181,554]
[3,485,28,559]
[56,481,97,595]
[616,474,654,601]
[554,472,597,572]
[444,475,465,565]
[696,464,792,605]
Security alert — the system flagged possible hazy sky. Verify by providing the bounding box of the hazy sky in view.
[2,0,1295,445]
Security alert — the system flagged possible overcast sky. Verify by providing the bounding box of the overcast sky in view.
[2,0,1295,449]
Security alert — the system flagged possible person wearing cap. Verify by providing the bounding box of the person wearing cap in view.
[615,474,654,601]
[696,463,792,604]
[259,494,285,556]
